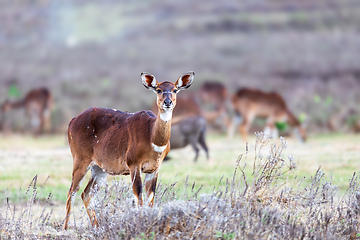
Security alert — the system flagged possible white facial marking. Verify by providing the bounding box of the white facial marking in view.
[152,143,167,153]
[112,108,118,111]
[160,110,172,122]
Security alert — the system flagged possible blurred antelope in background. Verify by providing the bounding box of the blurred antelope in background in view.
[1,87,52,135]
[198,81,230,133]
[228,88,306,142]
[168,115,209,162]
[64,71,194,230]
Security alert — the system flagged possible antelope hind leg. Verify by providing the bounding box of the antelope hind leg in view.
[81,165,108,228]
[64,161,90,230]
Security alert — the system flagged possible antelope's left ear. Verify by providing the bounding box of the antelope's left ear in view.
[141,72,158,92]
[175,71,194,90]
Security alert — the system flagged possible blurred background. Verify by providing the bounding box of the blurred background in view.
[0,0,359,134]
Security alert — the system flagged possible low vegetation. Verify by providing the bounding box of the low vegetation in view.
[1,133,359,239]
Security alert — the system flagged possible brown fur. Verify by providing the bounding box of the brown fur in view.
[63,72,194,230]
[1,87,52,134]
[228,88,306,142]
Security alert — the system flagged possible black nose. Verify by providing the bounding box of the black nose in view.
[164,98,172,107]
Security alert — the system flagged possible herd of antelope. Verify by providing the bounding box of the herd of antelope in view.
[0,72,325,229]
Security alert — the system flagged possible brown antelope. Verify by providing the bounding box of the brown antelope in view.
[228,88,306,142]
[198,81,230,132]
[1,87,52,134]
[167,115,209,162]
[63,71,194,230]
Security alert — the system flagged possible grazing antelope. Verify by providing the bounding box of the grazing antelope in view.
[198,81,230,132]
[63,71,194,230]
[167,115,209,162]
[228,88,306,142]
[1,87,52,134]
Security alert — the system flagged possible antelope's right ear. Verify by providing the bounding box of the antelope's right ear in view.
[175,71,194,91]
[141,72,158,92]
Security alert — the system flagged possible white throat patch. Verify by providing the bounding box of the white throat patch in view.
[160,110,172,122]
[152,143,167,153]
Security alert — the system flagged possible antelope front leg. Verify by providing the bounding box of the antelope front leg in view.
[144,171,158,207]
[130,166,143,206]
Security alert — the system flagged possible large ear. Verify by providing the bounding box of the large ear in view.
[141,72,158,92]
[175,71,194,90]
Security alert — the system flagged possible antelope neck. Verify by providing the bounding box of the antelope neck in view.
[151,110,172,147]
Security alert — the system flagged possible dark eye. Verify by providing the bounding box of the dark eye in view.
[173,89,178,94]
[156,89,162,94]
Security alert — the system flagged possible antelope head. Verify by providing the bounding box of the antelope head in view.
[141,71,194,122]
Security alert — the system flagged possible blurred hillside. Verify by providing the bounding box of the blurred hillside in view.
[0,0,359,133]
